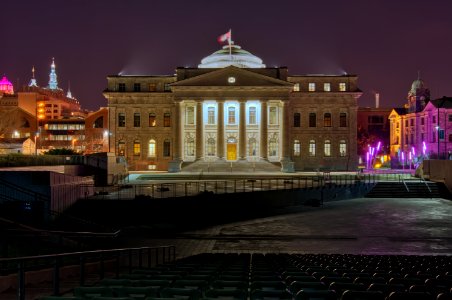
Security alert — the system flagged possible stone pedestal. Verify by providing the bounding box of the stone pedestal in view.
[168,159,183,173]
[280,157,295,173]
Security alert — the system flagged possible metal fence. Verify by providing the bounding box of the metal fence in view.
[0,245,175,300]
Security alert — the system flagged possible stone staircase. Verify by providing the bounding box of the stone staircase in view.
[181,159,281,173]
[365,181,445,198]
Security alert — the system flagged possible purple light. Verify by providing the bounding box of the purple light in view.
[411,147,415,156]
[409,152,412,160]
[401,152,405,161]
[422,141,427,155]
[376,141,381,152]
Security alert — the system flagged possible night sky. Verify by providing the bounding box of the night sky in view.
[1,0,452,111]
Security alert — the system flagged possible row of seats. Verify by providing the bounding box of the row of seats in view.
[40,253,452,300]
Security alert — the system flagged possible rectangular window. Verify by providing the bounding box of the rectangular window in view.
[339,140,347,156]
[149,83,156,92]
[433,116,436,123]
[324,113,332,127]
[164,83,171,92]
[207,107,215,124]
[421,117,424,125]
[186,106,194,125]
[293,113,301,127]
[293,83,300,92]
[449,115,452,122]
[269,107,278,125]
[309,140,316,156]
[309,113,316,127]
[339,83,346,91]
[118,113,125,127]
[228,106,236,124]
[410,119,414,126]
[164,113,171,127]
[308,83,316,92]
[340,113,347,127]
[148,140,156,157]
[249,107,256,124]
[405,120,408,127]
[432,132,436,143]
[324,83,331,92]
[118,83,126,92]
[134,113,140,127]
[293,140,301,157]
[133,141,141,156]
[149,113,156,127]
[133,83,141,92]
[421,133,424,142]
[163,140,171,157]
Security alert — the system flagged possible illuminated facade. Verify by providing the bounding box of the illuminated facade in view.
[104,43,361,172]
[0,76,14,95]
[389,77,452,161]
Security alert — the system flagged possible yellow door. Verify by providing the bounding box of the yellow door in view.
[227,143,237,160]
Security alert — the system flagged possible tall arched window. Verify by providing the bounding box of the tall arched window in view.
[118,140,126,156]
[269,138,278,156]
[186,107,194,125]
[207,107,215,124]
[309,140,316,156]
[163,139,171,157]
[324,140,331,157]
[228,106,236,124]
[324,113,332,127]
[248,107,256,125]
[133,140,141,156]
[293,140,301,157]
[207,138,216,156]
[148,139,156,157]
[185,138,195,156]
[248,138,257,156]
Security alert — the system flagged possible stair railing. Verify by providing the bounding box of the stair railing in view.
[401,179,410,192]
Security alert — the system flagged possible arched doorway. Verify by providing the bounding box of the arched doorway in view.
[226,137,237,161]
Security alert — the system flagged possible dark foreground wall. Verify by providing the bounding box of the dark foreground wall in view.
[66,183,374,231]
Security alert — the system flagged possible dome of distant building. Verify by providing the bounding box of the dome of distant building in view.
[411,78,425,92]
[0,76,14,94]
[198,44,266,68]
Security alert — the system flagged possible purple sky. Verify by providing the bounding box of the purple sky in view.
[1,0,452,111]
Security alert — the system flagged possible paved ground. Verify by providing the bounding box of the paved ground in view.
[118,197,452,258]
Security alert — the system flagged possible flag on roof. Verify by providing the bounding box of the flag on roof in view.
[217,30,231,44]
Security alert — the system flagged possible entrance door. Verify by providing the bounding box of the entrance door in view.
[227,143,237,160]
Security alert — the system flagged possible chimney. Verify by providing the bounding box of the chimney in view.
[375,93,380,108]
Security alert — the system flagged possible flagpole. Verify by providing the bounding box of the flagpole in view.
[229,29,232,59]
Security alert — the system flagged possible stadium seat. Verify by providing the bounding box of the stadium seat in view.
[295,289,337,300]
[340,290,385,300]
[73,287,114,299]
[205,288,248,300]
[159,287,202,300]
[387,291,435,300]
[112,286,160,300]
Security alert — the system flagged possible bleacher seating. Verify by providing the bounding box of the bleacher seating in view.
[40,253,452,300]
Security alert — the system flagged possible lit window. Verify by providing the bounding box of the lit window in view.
[324,113,332,127]
[185,138,195,156]
[207,138,216,156]
[228,77,236,83]
[339,140,347,156]
[228,106,236,124]
[293,83,300,92]
[163,113,171,127]
[149,113,156,127]
[294,140,301,157]
[134,113,140,127]
[118,113,125,127]
[186,106,194,125]
[309,140,316,156]
[133,140,141,156]
[207,107,215,125]
[339,83,346,91]
[324,83,331,92]
[309,113,316,127]
[308,83,316,92]
[249,107,256,125]
[324,140,331,157]
[163,139,171,157]
[148,139,156,157]
[294,113,301,127]
[248,138,257,156]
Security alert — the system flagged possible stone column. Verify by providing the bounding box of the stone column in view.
[260,101,268,160]
[239,100,247,159]
[196,101,203,160]
[168,101,183,172]
[281,101,290,158]
[217,100,225,159]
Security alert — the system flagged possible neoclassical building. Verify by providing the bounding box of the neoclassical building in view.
[104,43,362,172]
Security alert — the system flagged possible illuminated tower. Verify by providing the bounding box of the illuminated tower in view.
[407,72,430,113]
[28,66,38,87]
[48,58,59,90]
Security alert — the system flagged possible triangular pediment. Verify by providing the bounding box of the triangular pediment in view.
[171,66,293,88]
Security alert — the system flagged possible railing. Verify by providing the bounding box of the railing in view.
[0,154,85,167]
[90,174,377,200]
[0,245,176,300]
